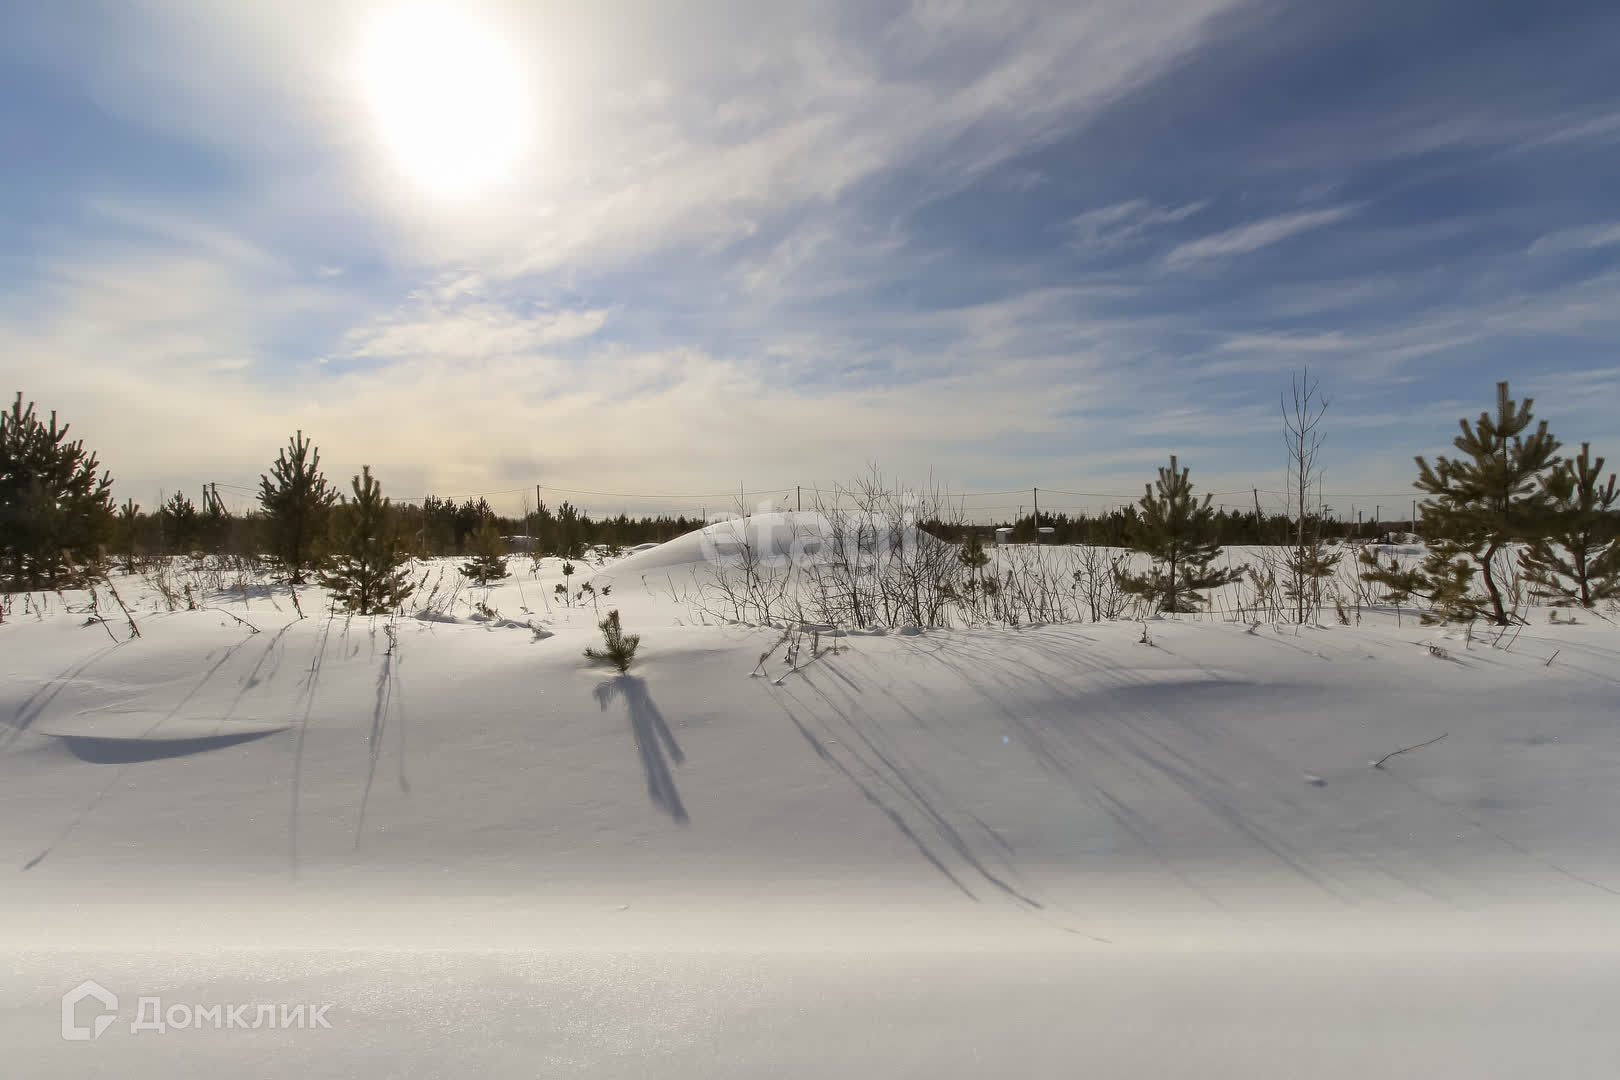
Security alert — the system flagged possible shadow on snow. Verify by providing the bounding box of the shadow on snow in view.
[595,675,689,825]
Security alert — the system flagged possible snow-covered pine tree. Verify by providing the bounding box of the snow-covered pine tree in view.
[0,392,115,586]
[1518,442,1618,608]
[1413,381,1561,625]
[1118,455,1242,613]
[258,430,337,584]
[319,466,414,615]
[462,516,510,585]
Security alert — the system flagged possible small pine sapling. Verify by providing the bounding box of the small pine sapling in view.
[461,517,510,586]
[257,430,337,584]
[584,609,641,672]
[318,466,415,616]
[1518,443,1619,609]
[1359,547,1424,625]
[1412,381,1562,625]
[115,498,140,573]
[1117,455,1243,613]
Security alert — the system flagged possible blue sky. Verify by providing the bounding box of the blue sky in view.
[3,0,1619,522]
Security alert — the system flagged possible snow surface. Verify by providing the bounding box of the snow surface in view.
[4,539,1620,1076]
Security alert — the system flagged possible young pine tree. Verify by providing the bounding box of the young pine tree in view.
[584,609,641,672]
[319,466,414,615]
[462,517,511,586]
[1518,443,1619,609]
[258,430,337,584]
[1413,381,1562,625]
[162,491,199,555]
[114,498,141,573]
[1118,455,1242,613]
[0,392,115,586]
[958,530,990,577]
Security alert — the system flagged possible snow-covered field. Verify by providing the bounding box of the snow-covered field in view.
[5,524,1620,1076]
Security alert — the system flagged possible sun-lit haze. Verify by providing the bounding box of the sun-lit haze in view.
[3,0,1619,517]
[359,6,532,197]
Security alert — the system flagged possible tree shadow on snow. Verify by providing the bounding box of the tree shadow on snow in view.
[59,728,286,764]
[594,675,688,824]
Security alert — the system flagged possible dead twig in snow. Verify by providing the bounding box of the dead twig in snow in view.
[217,608,261,634]
[103,575,140,639]
[1371,732,1449,769]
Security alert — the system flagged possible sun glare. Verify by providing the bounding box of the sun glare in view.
[360,7,531,198]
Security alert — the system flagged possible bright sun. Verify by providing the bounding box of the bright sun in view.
[360,7,531,197]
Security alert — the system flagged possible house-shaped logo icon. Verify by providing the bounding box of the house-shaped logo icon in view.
[61,980,119,1041]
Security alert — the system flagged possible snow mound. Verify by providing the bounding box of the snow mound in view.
[593,510,947,582]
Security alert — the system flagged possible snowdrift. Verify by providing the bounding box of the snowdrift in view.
[593,509,949,582]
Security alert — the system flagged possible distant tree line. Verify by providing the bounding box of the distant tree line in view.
[927,506,1405,548]
[4,378,1616,624]
[56,488,706,571]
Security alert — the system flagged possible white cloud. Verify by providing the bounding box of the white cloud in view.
[1069,199,1207,252]
[25,0,1248,278]
[1528,222,1620,255]
[12,0,1620,510]
[1166,206,1357,267]
[344,303,609,363]
[1217,332,1358,353]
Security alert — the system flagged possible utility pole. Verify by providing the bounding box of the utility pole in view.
[1032,487,1039,543]
[797,485,801,512]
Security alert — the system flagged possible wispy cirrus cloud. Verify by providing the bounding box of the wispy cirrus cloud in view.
[1165,206,1358,268]
[1069,199,1208,253]
[340,298,609,366]
[4,0,1620,513]
[1528,222,1620,255]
